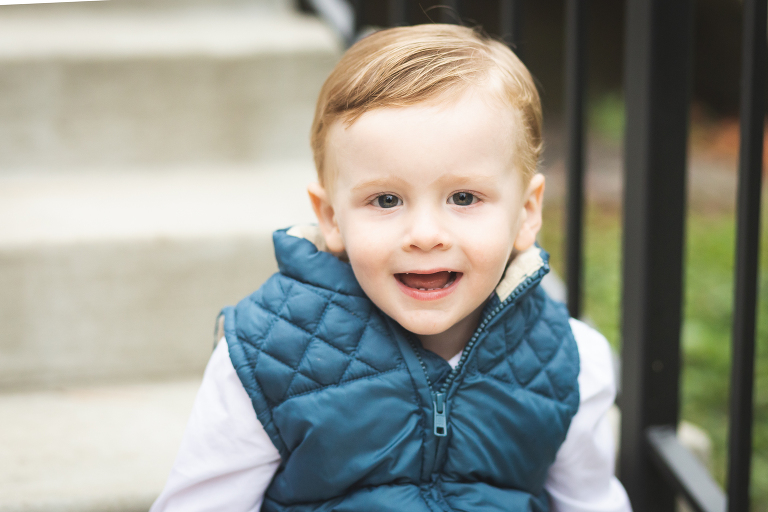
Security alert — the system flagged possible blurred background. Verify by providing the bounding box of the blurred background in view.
[0,0,765,510]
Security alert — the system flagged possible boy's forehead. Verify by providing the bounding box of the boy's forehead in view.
[323,88,521,190]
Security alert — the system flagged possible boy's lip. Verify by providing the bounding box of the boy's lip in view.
[394,270,463,301]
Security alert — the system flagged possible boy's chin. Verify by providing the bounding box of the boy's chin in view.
[395,315,457,337]
[409,326,450,337]
[391,301,488,342]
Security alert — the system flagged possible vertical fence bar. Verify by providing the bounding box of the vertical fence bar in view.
[439,0,460,24]
[351,0,364,39]
[564,0,588,319]
[500,0,524,59]
[619,1,694,510]
[727,0,767,510]
[388,0,408,27]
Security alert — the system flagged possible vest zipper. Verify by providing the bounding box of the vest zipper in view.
[433,392,447,436]
[407,272,544,437]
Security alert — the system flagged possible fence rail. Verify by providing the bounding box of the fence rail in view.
[302,1,767,510]
[647,426,727,512]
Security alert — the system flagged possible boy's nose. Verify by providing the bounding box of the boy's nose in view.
[403,208,452,252]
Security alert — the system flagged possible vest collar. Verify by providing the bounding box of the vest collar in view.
[274,226,366,297]
[495,245,549,303]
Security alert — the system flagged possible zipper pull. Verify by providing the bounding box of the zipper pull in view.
[433,392,448,437]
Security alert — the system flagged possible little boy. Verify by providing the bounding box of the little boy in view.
[152,24,631,512]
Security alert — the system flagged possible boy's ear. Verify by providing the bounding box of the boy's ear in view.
[513,173,545,252]
[307,182,345,253]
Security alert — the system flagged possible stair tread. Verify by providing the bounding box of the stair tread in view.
[0,9,340,60]
[0,162,318,247]
[0,378,200,511]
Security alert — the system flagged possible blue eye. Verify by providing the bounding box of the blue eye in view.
[450,192,476,206]
[376,194,401,208]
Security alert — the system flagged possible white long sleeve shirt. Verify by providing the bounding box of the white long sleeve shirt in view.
[151,318,631,512]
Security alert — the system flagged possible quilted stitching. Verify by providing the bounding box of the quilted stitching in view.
[336,306,374,382]
[254,297,384,374]
[281,295,334,398]
[478,288,579,406]
[237,274,401,405]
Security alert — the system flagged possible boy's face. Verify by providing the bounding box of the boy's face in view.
[310,88,544,341]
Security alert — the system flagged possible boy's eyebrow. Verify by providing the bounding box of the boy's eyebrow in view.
[351,176,410,193]
[434,173,500,187]
[351,173,500,193]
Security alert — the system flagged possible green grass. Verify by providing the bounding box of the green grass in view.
[539,202,768,511]
[589,92,626,145]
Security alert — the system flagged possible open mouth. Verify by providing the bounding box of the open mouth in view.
[396,271,459,291]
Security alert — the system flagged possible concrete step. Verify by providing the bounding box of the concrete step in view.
[0,0,293,13]
[0,378,200,512]
[0,162,318,390]
[0,4,340,169]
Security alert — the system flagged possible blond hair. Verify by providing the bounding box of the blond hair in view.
[310,24,543,188]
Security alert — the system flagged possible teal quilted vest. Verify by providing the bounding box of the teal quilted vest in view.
[221,228,580,512]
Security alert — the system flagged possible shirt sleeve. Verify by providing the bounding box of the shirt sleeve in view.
[150,338,282,512]
[544,319,632,512]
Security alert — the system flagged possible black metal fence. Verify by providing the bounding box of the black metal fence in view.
[619,1,765,511]
[302,1,767,510]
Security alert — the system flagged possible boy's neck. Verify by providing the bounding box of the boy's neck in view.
[416,300,487,361]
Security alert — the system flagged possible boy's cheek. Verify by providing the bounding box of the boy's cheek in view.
[456,220,515,259]
[341,232,389,277]
[345,246,389,284]
[342,220,398,254]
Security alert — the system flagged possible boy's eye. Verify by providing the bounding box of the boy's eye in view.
[376,194,402,208]
[449,192,477,206]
